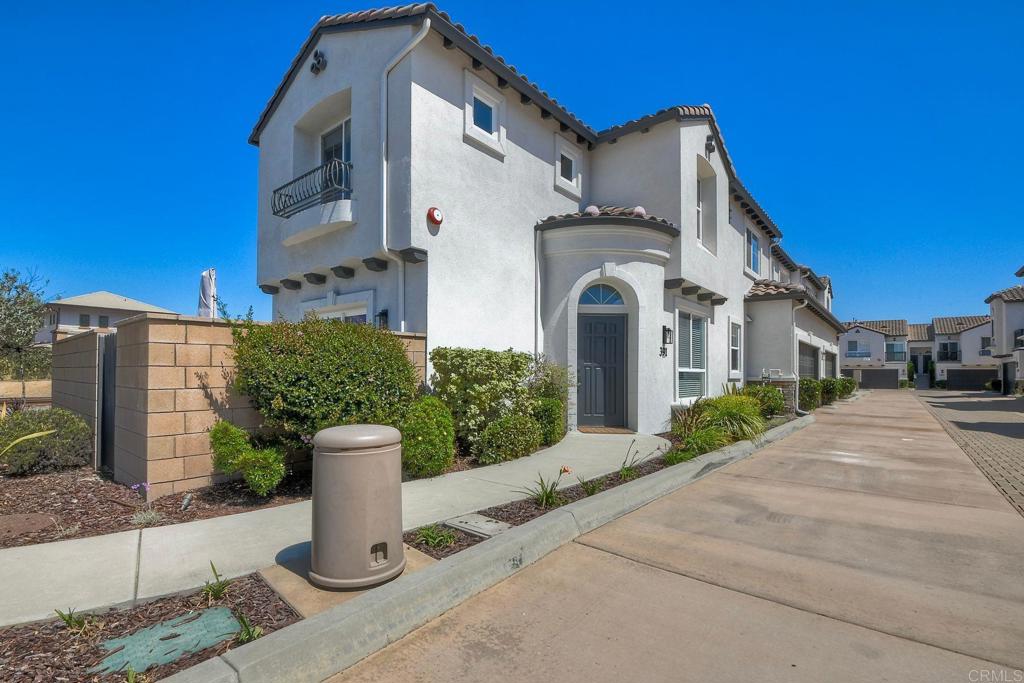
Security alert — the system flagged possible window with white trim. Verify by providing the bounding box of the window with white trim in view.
[695,156,717,252]
[554,135,582,198]
[696,178,704,242]
[677,311,707,399]
[746,229,760,274]
[463,71,506,158]
[772,260,781,281]
[730,322,742,374]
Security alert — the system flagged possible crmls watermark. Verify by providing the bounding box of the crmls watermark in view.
[969,670,1024,682]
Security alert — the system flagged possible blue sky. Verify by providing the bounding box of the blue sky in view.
[2,1,1021,322]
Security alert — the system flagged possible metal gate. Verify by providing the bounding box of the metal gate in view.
[859,368,898,389]
[946,369,997,391]
[97,332,117,472]
[798,343,819,378]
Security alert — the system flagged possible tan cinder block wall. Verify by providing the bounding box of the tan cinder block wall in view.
[51,330,101,461]
[112,315,428,499]
[113,314,260,499]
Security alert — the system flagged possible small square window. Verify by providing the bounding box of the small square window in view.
[559,153,575,181]
[98,315,109,328]
[79,314,90,328]
[472,97,493,134]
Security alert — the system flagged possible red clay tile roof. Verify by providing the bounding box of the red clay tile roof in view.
[986,285,1024,304]
[746,280,807,298]
[844,320,908,336]
[932,315,991,335]
[536,205,678,235]
[907,323,934,342]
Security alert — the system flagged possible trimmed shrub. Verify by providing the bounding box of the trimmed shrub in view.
[231,316,418,449]
[698,395,766,441]
[476,413,543,465]
[742,384,786,417]
[430,347,534,452]
[820,377,840,404]
[209,421,285,497]
[799,378,821,411]
[533,398,565,446]
[935,379,947,389]
[400,396,456,478]
[0,407,92,475]
[837,376,857,398]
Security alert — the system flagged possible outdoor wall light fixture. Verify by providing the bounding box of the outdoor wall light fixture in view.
[705,134,716,156]
[310,50,327,75]
[660,325,673,357]
[375,308,389,330]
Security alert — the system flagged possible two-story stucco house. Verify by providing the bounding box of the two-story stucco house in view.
[251,4,839,433]
[34,291,175,346]
[985,266,1024,394]
[840,315,998,389]
[839,320,909,388]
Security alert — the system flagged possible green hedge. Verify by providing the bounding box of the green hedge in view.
[476,413,543,465]
[532,398,565,446]
[0,407,92,475]
[209,421,285,496]
[400,396,456,478]
[429,347,533,454]
[820,377,840,404]
[799,378,821,411]
[742,384,786,417]
[231,317,418,449]
[837,376,857,398]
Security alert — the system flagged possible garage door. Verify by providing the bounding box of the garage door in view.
[823,352,837,378]
[947,369,997,391]
[798,343,819,378]
[859,369,898,389]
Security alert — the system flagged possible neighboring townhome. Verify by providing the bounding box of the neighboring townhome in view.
[839,320,909,388]
[744,243,843,408]
[930,315,997,389]
[251,5,838,433]
[985,266,1024,394]
[35,291,175,345]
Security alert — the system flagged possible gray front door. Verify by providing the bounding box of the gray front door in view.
[577,315,626,427]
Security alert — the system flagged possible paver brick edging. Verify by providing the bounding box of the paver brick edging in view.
[164,414,815,683]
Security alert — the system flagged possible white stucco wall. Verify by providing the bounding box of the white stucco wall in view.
[959,321,998,368]
[794,307,840,378]
[36,305,139,344]
[839,326,886,368]
[745,299,796,380]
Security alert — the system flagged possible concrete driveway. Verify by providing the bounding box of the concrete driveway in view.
[333,391,1024,681]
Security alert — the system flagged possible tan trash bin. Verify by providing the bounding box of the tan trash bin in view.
[309,424,406,589]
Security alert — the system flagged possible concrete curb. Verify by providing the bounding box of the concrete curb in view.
[164,414,815,683]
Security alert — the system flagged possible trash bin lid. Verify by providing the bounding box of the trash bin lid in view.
[313,424,401,450]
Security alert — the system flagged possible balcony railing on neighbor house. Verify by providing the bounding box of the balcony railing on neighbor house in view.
[885,352,907,362]
[1015,329,1024,349]
[845,350,872,358]
[937,351,961,362]
[272,159,352,219]
[980,349,992,356]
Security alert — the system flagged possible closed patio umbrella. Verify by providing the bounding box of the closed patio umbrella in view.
[198,268,217,319]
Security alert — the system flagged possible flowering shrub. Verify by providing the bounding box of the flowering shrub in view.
[400,396,455,478]
[429,347,534,453]
[231,316,418,449]
[799,378,822,411]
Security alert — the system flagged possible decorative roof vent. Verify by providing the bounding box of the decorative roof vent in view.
[310,50,327,75]
[583,205,600,216]
[632,206,647,218]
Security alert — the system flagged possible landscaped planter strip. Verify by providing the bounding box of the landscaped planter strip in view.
[163,414,815,683]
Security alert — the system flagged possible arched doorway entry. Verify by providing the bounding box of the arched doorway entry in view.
[577,284,627,427]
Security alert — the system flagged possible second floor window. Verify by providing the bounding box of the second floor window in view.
[99,315,109,328]
[746,230,760,273]
[79,314,90,328]
[472,97,493,133]
[696,178,704,241]
[678,311,706,400]
[885,342,906,361]
[981,336,992,349]
[938,341,960,360]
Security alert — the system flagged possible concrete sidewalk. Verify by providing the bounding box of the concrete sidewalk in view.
[0,431,665,627]
[333,390,1024,681]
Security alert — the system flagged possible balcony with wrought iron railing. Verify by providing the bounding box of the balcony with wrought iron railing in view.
[845,350,871,358]
[937,351,961,362]
[1015,329,1024,349]
[271,159,356,246]
[885,351,907,362]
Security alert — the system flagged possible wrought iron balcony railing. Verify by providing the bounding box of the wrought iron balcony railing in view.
[845,350,871,358]
[272,159,352,219]
[885,352,907,362]
[1015,329,1024,349]
[979,349,992,356]
[937,351,961,362]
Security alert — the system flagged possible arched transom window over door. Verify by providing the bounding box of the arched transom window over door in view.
[579,284,624,305]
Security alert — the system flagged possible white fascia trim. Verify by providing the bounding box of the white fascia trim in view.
[463,70,506,159]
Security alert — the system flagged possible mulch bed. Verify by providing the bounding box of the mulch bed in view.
[0,573,300,682]
[0,467,313,549]
[403,526,483,560]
